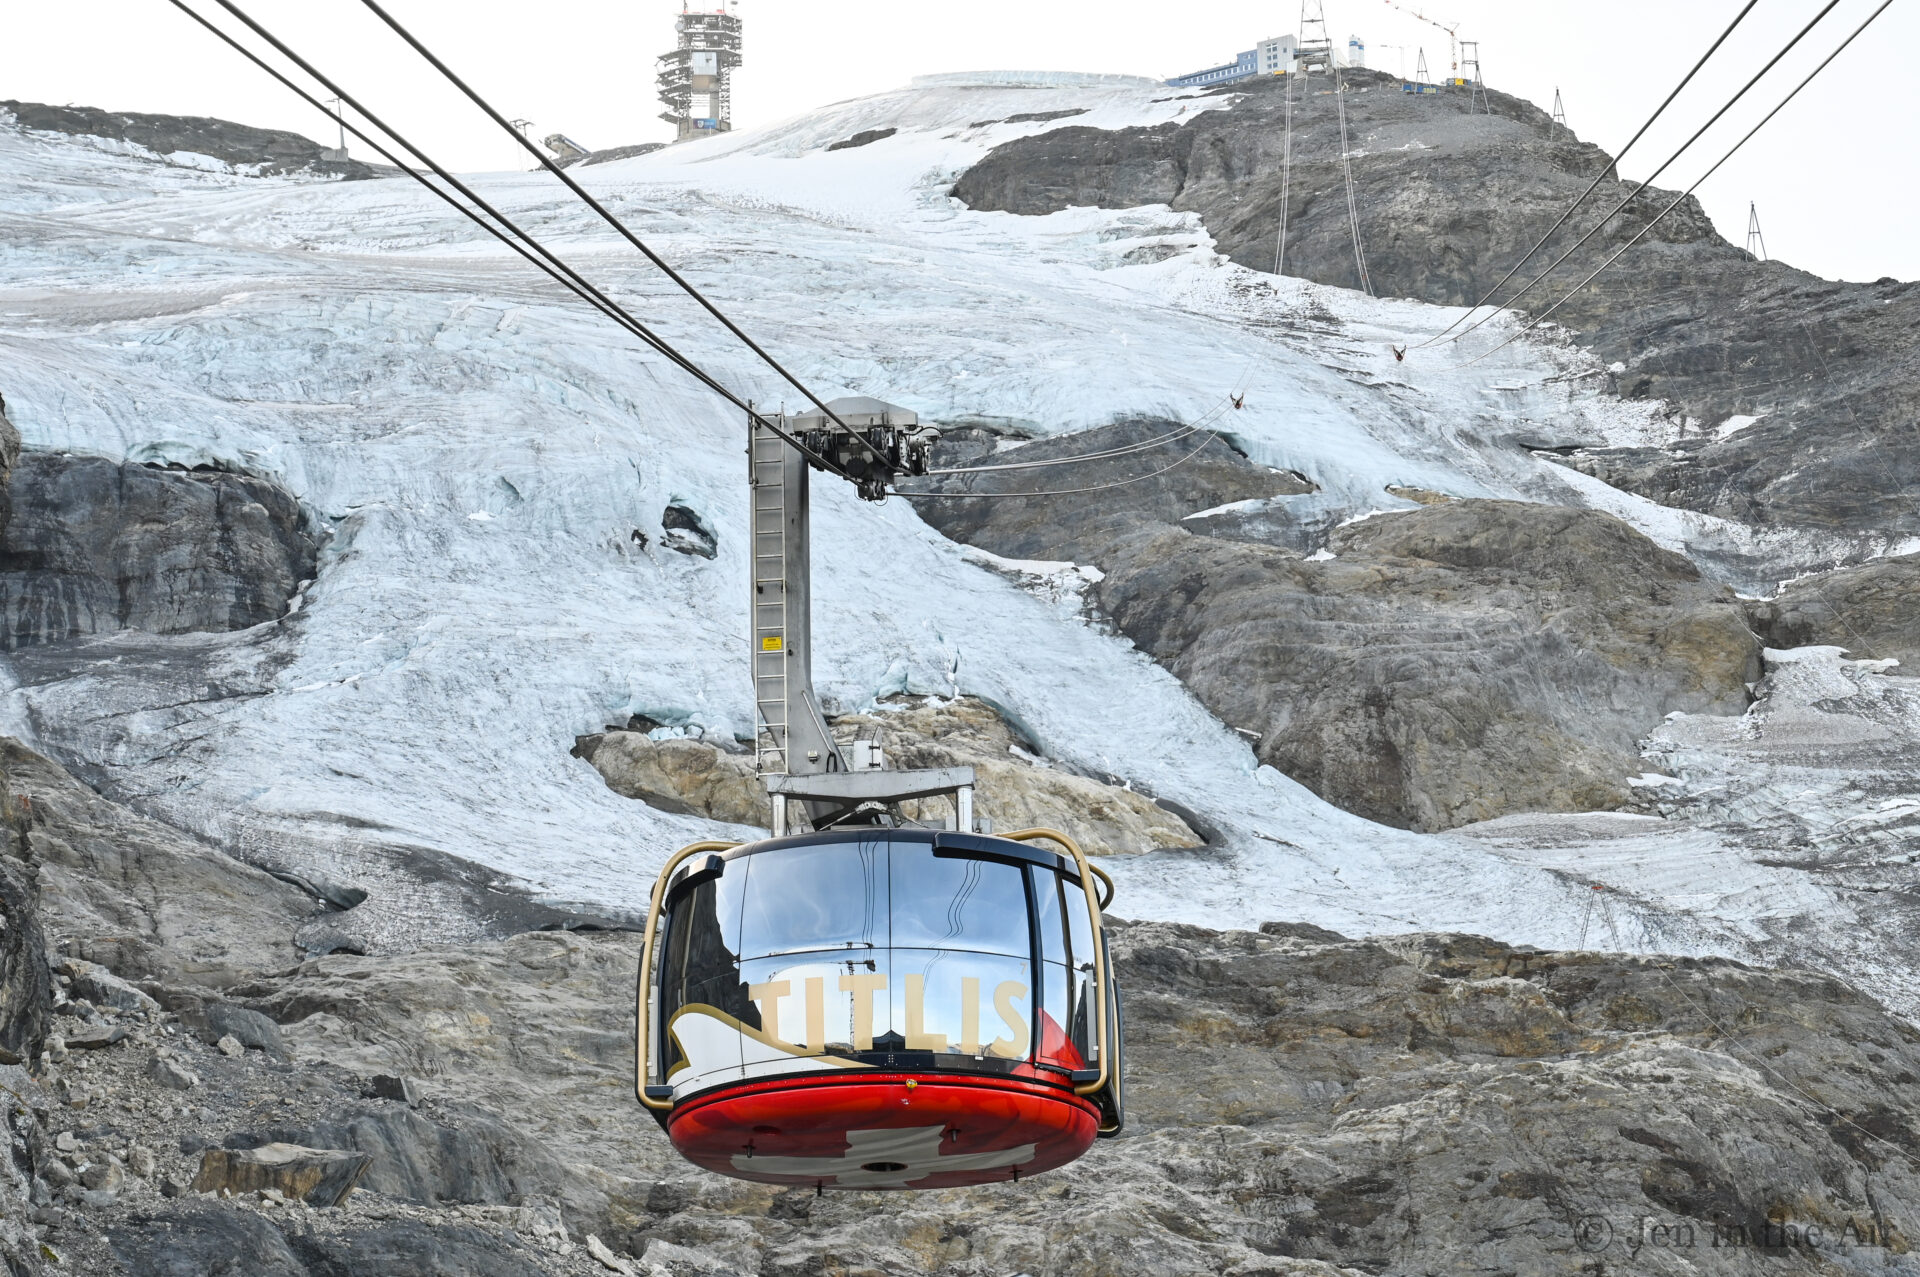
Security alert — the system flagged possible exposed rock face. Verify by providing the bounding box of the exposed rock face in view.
[1,100,379,180]
[574,732,770,827]
[1089,500,1758,830]
[952,72,1920,536]
[191,1144,373,1208]
[906,419,1317,562]
[834,695,1201,853]
[0,737,311,986]
[1748,552,1920,668]
[0,455,319,648]
[22,735,1920,1275]
[0,396,21,543]
[574,696,1201,854]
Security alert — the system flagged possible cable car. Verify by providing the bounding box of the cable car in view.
[635,827,1123,1190]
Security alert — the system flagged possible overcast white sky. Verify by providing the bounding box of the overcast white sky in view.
[4,1,1913,282]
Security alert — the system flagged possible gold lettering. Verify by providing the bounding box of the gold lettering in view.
[989,980,1030,1059]
[960,976,982,1055]
[904,974,948,1052]
[748,980,791,1041]
[839,972,887,1051]
[804,976,825,1054]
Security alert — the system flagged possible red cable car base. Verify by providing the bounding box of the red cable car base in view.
[667,1073,1102,1190]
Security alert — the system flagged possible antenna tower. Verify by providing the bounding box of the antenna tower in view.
[1460,40,1488,114]
[1746,203,1768,261]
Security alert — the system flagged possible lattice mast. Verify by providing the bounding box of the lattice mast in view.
[657,2,743,142]
[1746,203,1768,261]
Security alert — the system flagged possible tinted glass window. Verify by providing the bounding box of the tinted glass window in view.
[889,844,1031,959]
[889,949,1033,1061]
[1033,868,1069,967]
[738,838,888,960]
[1064,873,1097,971]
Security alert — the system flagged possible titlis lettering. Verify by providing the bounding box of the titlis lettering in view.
[748,974,1030,1057]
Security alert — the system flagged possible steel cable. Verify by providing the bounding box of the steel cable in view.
[1414,0,1763,348]
[1435,0,1845,349]
[351,0,888,470]
[1451,0,1897,371]
[175,0,854,480]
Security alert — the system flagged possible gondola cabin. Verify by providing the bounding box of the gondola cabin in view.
[636,829,1123,1190]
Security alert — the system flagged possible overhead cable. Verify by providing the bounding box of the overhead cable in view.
[898,428,1226,500]
[177,0,853,480]
[925,420,1211,476]
[350,0,888,470]
[1451,0,1897,371]
[1438,0,1845,348]
[1415,0,1763,348]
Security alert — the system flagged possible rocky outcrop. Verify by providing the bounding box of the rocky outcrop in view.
[21,734,1920,1274]
[573,696,1201,854]
[574,731,770,826]
[0,455,319,648]
[1748,552,1920,668]
[952,72,1920,536]
[907,419,1316,562]
[833,695,1201,853]
[1089,500,1758,830]
[1,100,380,180]
[0,395,21,543]
[0,737,312,986]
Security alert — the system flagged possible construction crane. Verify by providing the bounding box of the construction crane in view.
[1380,0,1462,73]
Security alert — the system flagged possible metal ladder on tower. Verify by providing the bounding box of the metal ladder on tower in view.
[750,419,791,775]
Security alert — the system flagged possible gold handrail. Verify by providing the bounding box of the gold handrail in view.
[1000,828,1113,1102]
[635,839,741,1110]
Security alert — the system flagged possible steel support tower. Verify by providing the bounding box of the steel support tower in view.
[1460,41,1488,114]
[1296,0,1336,73]
[658,4,743,142]
[1746,203,1768,261]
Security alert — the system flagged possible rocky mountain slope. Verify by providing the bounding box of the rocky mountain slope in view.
[10,736,1920,1275]
[954,70,1920,539]
[0,101,380,182]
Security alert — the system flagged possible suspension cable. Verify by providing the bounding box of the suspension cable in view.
[1437,0,1844,349]
[1333,69,1373,296]
[1414,0,1763,349]
[180,0,853,480]
[350,0,888,471]
[926,421,1210,476]
[1451,0,1896,371]
[1273,69,1296,276]
[899,427,1228,501]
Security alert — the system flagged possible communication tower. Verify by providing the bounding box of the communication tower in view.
[658,2,743,142]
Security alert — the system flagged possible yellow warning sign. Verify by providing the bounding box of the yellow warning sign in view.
[762,636,784,651]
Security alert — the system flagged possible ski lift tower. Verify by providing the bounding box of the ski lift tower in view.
[658,2,744,142]
[747,400,966,835]
[1295,0,1336,74]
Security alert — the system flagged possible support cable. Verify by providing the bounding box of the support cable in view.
[1333,70,1373,296]
[925,421,1211,475]
[1273,69,1296,276]
[1437,0,1844,349]
[351,0,888,470]
[1414,0,1762,348]
[1450,0,1896,371]
[899,428,1226,501]
[179,0,853,480]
